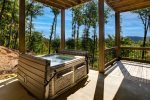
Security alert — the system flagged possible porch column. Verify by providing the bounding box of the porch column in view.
[61,9,65,50]
[98,0,105,73]
[115,12,120,59]
[19,0,25,53]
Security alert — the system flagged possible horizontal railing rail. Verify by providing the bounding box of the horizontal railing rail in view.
[105,47,117,68]
[121,47,150,63]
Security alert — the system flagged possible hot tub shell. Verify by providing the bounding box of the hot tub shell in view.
[17,50,88,99]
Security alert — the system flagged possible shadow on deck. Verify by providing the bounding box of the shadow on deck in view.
[0,61,150,100]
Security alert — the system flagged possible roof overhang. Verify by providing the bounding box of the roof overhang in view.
[105,0,150,12]
[34,0,91,9]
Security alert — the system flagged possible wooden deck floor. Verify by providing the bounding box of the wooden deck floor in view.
[0,60,150,100]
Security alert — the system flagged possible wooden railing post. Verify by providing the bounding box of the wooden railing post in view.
[98,0,105,73]
[115,12,120,60]
[19,0,25,53]
[61,9,65,50]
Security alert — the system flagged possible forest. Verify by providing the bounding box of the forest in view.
[0,0,150,69]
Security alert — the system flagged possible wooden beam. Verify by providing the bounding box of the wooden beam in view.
[106,0,150,12]
[69,0,80,4]
[66,0,78,6]
[110,0,149,7]
[50,0,71,8]
[57,0,75,7]
[115,12,120,59]
[115,1,150,12]
[98,0,105,73]
[35,0,65,9]
[61,9,65,50]
[19,0,25,53]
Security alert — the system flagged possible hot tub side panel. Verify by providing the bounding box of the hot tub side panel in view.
[17,54,50,100]
[48,57,88,99]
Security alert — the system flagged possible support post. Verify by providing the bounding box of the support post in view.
[98,0,105,73]
[19,0,25,53]
[61,9,65,50]
[115,12,120,59]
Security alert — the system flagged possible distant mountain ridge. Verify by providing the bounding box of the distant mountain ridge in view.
[126,36,150,41]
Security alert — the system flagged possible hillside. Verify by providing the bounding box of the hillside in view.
[0,46,19,78]
[126,36,150,42]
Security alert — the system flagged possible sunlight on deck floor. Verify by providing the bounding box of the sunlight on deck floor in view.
[0,60,150,100]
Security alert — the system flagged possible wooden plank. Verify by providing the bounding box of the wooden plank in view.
[54,0,72,7]
[55,72,73,94]
[98,0,105,73]
[142,66,147,83]
[19,79,44,99]
[61,9,65,50]
[146,67,150,83]
[18,61,45,78]
[34,0,65,9]
[110,0,147,7]
[106,0,150,12]
[19,0,25,53]
[64,0,78,5]
[18,72,45,91]
[17,73,25,82]
[121,57,150,63]
[19,57,46,71]
[105,58,117,68]
[18,66,45,84]
[20,54,49,65]
[121,47,150,50]
[115,1,150,12]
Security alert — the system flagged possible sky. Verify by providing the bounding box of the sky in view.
[33,5,150,39]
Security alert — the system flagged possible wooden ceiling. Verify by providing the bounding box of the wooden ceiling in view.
[34,0,91,9]
[106,0,150,12]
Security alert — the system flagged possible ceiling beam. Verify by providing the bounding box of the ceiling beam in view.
[34,0,90,9]
[111,0,149,8]
[115,1,150,12]
[34,0,66,9]
[50,0,71,8]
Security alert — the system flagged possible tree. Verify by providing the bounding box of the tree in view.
[133,8,150,58]
[0,0,6,21]
[48,7,60,54]
[26,31,44,53]
[66,38,75,50]
[26,1,44,51]
[51,38,60,53]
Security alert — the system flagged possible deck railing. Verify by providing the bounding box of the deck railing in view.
[121,47,150,63]
[105,47,117,68]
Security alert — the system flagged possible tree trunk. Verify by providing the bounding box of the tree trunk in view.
[49,16,56,54]
[29,12,33,42]
[77,25,80,49]
[8,0,16,48]
[142,25,148,59]
[92,27,97,68]
[74,23,77,50]
[13,26,18,49]
[0,0,6,21]
[54,16,57,40]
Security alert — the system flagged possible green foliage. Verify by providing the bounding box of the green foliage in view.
[105,35,115,48]
[51,38,60,52]
[26,31,43,53]
[66,38,75,50]
[121,37,134,46]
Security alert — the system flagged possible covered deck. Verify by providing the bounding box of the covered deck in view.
[12,0,150,99]
[1,60,150,100]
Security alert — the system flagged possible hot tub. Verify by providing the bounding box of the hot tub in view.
[17,50,88,99]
